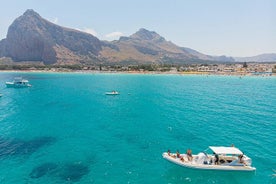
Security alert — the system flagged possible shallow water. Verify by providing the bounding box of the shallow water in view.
[0,72,275,183]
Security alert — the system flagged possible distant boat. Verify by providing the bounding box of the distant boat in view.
[105,91,119,95]
[163,146,256,171]
[6,77,32,88]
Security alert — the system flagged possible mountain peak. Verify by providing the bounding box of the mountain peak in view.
[16,9,43,25]
[130,28,165,42]
[23,9,40,17]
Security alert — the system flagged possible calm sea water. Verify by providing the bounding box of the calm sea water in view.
[0,72,275,184]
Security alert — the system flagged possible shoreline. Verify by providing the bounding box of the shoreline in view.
[0,69,275,77]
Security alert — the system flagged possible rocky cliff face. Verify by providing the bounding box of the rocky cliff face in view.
[1,9,102,64]
[0,39,7,57]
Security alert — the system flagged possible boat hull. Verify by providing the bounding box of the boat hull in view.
[105,92,119,95]
[6,82,31,88]
[162,153,256,171]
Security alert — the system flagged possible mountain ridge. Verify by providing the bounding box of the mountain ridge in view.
[0,9,273,65]
[234,53,276,62]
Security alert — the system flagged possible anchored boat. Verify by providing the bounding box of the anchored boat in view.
[6,77,32,88]
[105,91,119,95]
[163,146,256,171]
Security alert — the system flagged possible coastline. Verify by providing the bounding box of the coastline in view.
[0,69,275,77]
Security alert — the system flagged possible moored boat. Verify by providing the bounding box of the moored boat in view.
[163,146,256,171]
[6,77,32,88]
[105,91,119,95]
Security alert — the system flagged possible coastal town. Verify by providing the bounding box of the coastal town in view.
[1,62,275,76]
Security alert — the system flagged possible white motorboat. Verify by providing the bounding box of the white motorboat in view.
[105,91,119,95]
[6,77,32,88]
[163,146,256,171]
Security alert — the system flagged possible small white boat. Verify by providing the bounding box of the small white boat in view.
[105,91,119,95]
[6,77,32,88]
[163,146,256,171]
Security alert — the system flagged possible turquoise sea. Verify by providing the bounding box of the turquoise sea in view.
[0,72,275,184]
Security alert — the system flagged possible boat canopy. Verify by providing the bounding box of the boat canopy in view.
[209,146,243,155]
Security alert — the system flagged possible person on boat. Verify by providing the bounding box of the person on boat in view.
[176,150,181,158]
[214,153,219,165]
[167,149,171,156]
[186,149,193,161]
[238,154,246,165]
[176,150,185,162]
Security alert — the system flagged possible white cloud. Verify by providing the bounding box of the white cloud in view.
[53,17,58,24]
[105,31,123,39]
[75,28,98,37]
[82,28,97,36]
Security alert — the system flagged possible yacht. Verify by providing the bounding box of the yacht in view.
[163,146,256,171]
[6,77,32,88]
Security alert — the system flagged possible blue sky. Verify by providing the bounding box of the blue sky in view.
[0,0,275,57]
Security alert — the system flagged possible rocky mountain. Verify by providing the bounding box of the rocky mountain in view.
[101,28,195,64]
[235,53,276,62]
[0,9,102,64]
[0,9,235,65]
[101,28,235,64]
